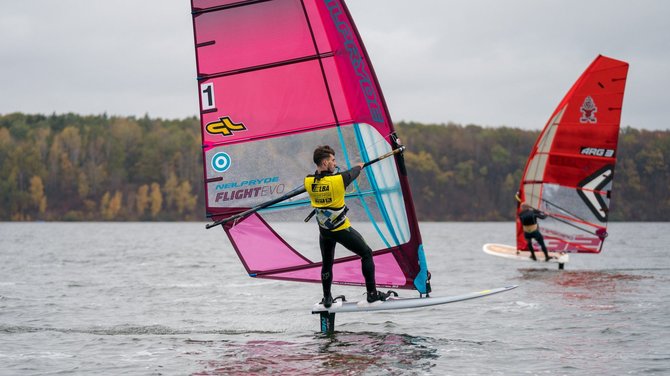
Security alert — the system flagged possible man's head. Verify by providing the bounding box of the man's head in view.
[313,145,336,172]
[520,203,532,210]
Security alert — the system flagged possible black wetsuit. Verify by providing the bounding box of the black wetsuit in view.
[306,166,376,297]
[519,208,549,260]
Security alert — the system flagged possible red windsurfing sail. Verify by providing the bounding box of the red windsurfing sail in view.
[516,55,629,254]
[190,0,429,292]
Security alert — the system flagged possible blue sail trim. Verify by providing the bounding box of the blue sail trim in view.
[337,124,391,249]
[353,123,401,247]
[413,244,429,294]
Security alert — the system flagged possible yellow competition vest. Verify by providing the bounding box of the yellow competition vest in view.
[304,174,350,231]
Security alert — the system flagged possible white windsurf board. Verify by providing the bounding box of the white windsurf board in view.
[311,285,518,314]
[483,243,569,264]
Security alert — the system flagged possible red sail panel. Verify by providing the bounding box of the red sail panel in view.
[516,55,629,254]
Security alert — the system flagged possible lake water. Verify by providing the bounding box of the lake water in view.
[1,222,668,375]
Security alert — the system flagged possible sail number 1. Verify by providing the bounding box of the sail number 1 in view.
[200,82,216,111]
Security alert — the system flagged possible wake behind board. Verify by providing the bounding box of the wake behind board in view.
[312,285,518,314]
[483,243,569,265]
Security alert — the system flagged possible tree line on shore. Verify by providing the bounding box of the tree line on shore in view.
[1,113,667,221]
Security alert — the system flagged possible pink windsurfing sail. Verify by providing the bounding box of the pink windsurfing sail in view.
[516,55,629,254]
[190,0,429,292]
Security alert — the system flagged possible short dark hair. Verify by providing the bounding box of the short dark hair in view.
[313,145,335,166]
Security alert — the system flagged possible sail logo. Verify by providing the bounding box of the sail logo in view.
[579,96,597,123]
[544,236,601,252]
[215,177,280,190]
[214,184,286,202]
[212,176,286,202]
[206,116,247,136]
[580,147,615,158]
[211,152,231,173]
[325,0,384,124]
[576,165,613,222]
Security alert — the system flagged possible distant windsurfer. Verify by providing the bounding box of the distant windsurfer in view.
[305,145,391,308]
[519,203,552,262]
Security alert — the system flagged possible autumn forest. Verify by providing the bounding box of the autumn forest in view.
[1,113,668,222]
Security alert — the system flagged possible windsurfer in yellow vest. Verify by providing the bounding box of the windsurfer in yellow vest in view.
[519,203,551,261]
[305,145,391,308]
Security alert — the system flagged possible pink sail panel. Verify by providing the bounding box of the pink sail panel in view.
[516,55,629,254]
[194,0,315,75]
[225,213,311,273]
[225,213,409,288]
[199,62,338,145]
[260,252,409,288]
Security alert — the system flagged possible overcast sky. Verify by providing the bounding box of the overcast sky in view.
[2,1,668,130]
